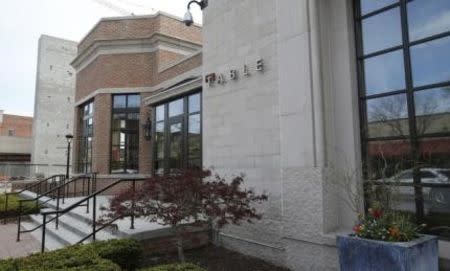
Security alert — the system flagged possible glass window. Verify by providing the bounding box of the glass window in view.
[169,99,184,117]
[153,91,202,174]
[362,8,402,54]
[364,50,406,95]
[156,105,165,121]
[408,0,450,42]
[414,87,450,135]
[189,94,201,113]
[365,139,412,180]
[357,0,450,238]
[113,96,126,109]
[111,94,140,174]
[366,94,409,138]
[128,95,141,108]
[410,36,450,87]
[361,0,397,15]
[78,101,94,173]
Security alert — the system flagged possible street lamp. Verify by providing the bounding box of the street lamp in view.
[183,0,208,26]
[65,134,73,179]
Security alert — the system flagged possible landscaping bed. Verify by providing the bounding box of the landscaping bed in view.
[143,245,290,271]
[0,238,289,271]
[0,194,39,220]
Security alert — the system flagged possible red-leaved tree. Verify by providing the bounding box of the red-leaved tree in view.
[101,169,268,262]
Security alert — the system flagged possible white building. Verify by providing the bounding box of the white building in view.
[199,0,450,270]
[31,35,77,174]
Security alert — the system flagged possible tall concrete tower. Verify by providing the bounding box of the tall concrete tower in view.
[31,35,77,174]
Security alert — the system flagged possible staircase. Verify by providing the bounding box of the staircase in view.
[19,190,119,251]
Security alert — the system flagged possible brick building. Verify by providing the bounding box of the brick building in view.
[72,12,202,181]
[0,110,33,162]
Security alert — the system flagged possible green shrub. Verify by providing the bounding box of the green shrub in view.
[0,194,39,219]
[89,239,143,270]
[141,263,206,271]
[0,245,120,271]
[0,239,142,271]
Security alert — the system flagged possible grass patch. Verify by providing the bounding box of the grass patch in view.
[0,194,39,219]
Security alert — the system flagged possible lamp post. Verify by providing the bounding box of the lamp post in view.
[65,134,73,179]
[183,0,208,26]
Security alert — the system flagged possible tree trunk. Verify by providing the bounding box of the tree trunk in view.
[175,228,186,262]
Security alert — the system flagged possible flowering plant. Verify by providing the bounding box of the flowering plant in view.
[352,203,425,242]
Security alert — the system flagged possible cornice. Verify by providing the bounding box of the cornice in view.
[71,33,202,72]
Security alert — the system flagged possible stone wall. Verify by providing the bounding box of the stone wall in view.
[202,0,361,270]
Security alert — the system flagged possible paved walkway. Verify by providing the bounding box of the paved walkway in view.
[0,223,40,259]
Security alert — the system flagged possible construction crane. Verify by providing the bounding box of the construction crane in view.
[91,0,155,16]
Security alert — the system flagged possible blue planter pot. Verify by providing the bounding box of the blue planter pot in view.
[337,234,438,271]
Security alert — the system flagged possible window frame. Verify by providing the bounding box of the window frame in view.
[354,0,450,227]
[152,89,202,175]
[78,100,94,173]
[110,94,141,174]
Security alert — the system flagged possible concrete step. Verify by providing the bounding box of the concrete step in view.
[28,214,84,247]
[21,221,65,251]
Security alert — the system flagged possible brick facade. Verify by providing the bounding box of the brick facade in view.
[78,14,201,53]
[72,13,202,176]
[0,113,33,138]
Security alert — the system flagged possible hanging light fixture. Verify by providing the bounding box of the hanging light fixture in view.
[183,0,208,26]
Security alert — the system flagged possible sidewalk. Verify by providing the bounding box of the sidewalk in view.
[0,223,40,259]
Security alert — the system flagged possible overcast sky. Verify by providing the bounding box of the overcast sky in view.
[0,0,202,117]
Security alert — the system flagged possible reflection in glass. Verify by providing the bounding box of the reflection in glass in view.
[153,93,202,173]
[408,0,450,41]
[113,95,126,108]
[79,101,94,173]
[189,94,201,113]
[111,94,140,174]
[361,0,397,15]
[365,139,412,180]
[411,36,450,87]
[419,137,450,238]
[362,8,402,54]
[189,114,201,134]
[366,94,409,138]
[128,95,141,108]
[156,105,165,121]
[169,99,184,117]
[415,88,450,135]
[170,123,182,169]
[364,50,406,95]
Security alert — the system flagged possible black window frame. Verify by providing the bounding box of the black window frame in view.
[152,89,202,175]
[110,94,141,174]
[78,100,94,173]
[355,0,450,233]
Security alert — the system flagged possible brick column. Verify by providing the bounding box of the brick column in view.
[93,94,112,174]
[139,93,152,175]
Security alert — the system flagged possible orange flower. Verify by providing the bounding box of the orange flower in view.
[389,226,400,238]
[353,224,362,234]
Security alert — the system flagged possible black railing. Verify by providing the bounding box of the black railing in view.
[3,175,66,224]
[16,173,97,242]
[40,177,144,252]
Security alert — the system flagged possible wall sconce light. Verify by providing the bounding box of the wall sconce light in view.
[143,117,152,140]
[183,0,208,26]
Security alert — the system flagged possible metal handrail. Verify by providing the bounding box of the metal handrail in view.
[40,177,145,252]
[16,173,97,242]
[3,175,66,224]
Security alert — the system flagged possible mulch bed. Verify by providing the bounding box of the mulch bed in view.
[143,245,290,271]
